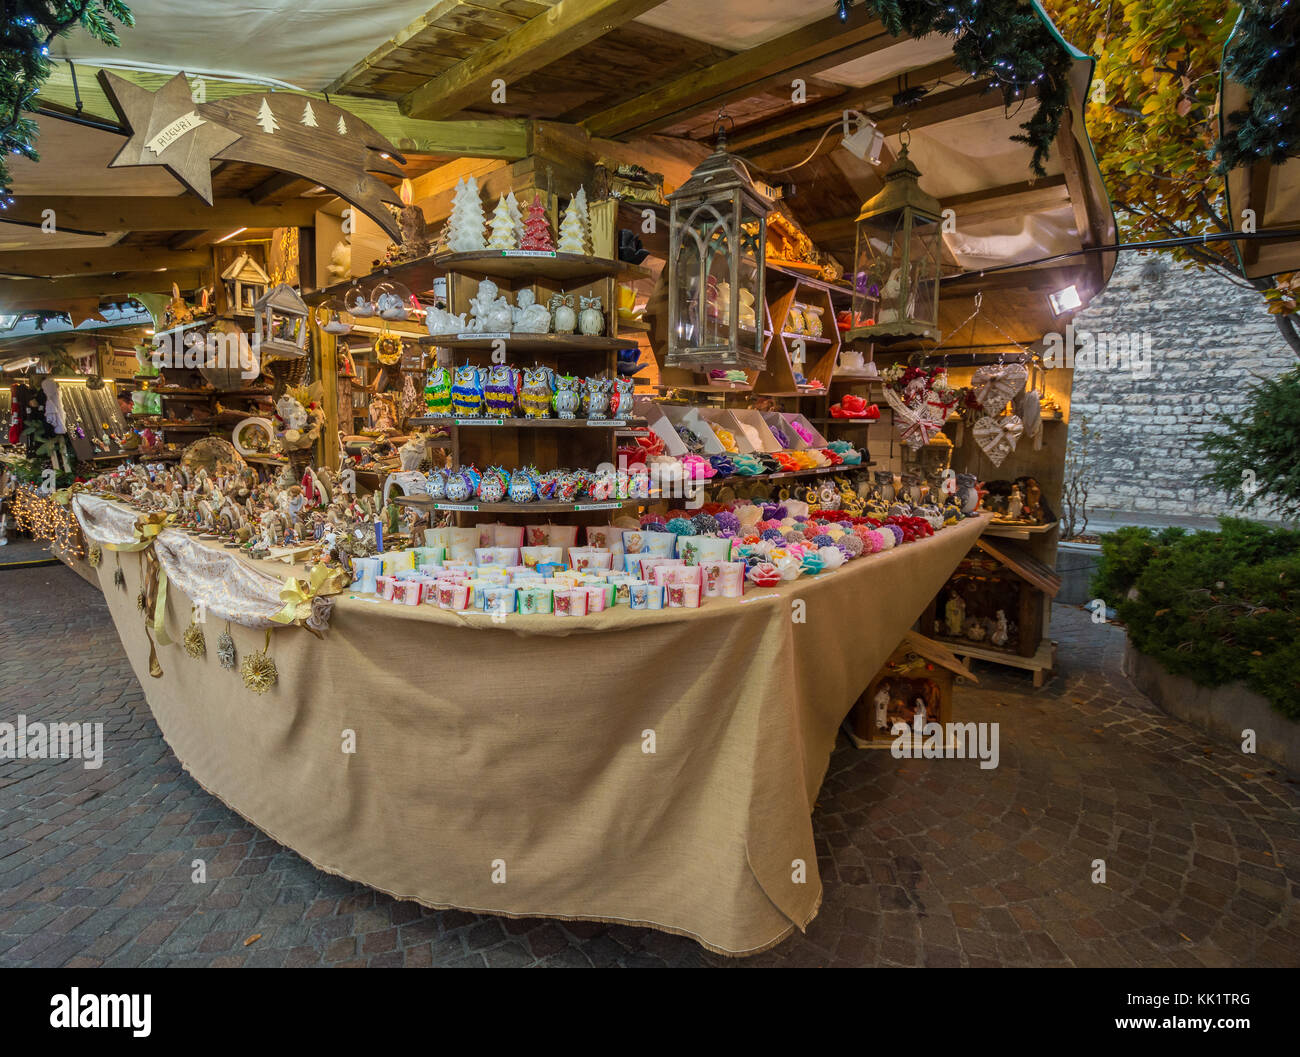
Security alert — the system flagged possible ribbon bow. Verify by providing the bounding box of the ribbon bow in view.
[882,387,946,451]
[99,511,177,675]
[271,564,348,638]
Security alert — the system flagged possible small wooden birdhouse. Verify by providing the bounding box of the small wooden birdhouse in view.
[253,283,309,359]
[220,253,270,317]
[920,537,1061,671]
[846,631,976,749]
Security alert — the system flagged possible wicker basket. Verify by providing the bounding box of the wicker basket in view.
[263,355,309,397]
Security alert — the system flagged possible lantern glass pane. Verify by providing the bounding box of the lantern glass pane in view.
[912,219,943,329]
[739,209,763,357]
[673,202,733,352]
[853,207,943,331]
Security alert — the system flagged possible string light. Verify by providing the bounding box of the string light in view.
[9,486,86,559]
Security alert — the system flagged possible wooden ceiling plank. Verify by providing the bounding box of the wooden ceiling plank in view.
[727,57,962,153]
[743,80,1009,172]
[2,196,320,234]
[325,1,531,96]
[400,0,668,121]
[249,172,316,205]
[804,175,1069,243]
[1056,109,1105,298]
[582,11,892,140]
[0,270,204,309]
[0,246,207,277]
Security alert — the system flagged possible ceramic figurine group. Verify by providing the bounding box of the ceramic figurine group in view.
[423,279,604,338]
[83,457,388,567]
[424,364,633,421]
[425,464,624,505]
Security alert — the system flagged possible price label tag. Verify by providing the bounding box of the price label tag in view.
[455,418,504,426]
[587,419,626,427]
[575,502,623,511]
[501,250,556,258]
[436,503,479,512]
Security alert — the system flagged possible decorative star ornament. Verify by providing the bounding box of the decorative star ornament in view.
[97,71,241,205]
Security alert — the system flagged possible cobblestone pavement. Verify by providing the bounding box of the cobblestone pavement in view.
[2,563,1297,968]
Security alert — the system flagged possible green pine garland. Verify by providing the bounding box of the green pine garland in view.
[1216,1,1300,170]
[0,1,135,196]
[861,0,1075,177]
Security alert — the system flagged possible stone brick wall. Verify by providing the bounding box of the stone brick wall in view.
[1066,253,1296,519]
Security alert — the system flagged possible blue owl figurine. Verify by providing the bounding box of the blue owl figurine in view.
[450,364,484,417]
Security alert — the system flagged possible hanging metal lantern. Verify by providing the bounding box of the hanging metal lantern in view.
[848,141,944,343]
[666,119,773,371]
[253,282,309,359]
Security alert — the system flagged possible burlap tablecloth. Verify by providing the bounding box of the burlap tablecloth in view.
[78,499,985,955]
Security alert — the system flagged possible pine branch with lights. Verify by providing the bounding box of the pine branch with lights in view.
[1216,0,1300,170]
[853,0,1075,177]
[0,1,135,196]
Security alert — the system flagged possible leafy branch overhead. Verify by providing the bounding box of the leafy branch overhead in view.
[1044,0,1300,352]
[0,1,135,194]
[862,0,1076,176]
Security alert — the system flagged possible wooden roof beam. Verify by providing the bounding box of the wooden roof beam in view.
[0,197,319,236]
[583,10,895,140]
[399,0,669,122]
[250,172,318,205]
[726,57,963,153]
[743,80,1015,173]
[0,271,203,310]
[804,175,1069,244]
[0,246,208,278]
[325,0,532,97]
[1056,109,1105,299]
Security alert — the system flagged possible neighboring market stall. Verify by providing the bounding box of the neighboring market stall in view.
[1,1,1115,953]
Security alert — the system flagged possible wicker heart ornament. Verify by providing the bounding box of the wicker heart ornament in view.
[972,414,1024,467]
[970,362,1028,411]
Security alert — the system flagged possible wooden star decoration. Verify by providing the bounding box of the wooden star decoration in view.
[97,71,241,205]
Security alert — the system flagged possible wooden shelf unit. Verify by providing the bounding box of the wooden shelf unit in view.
[410,252,648,532]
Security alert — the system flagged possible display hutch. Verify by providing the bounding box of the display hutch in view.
[394,248,651,528]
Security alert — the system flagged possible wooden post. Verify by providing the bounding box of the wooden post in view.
[313,317,340,470]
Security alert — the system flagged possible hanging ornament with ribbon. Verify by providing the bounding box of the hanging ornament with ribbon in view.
[972,414,1024,467]
[217,622,237,669]
[241,629,278,694]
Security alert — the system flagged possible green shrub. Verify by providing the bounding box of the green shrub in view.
[1199,367,1300,520]
[1093,519,1300,719]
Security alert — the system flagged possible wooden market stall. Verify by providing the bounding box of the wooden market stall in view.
[2,1,1117,953]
